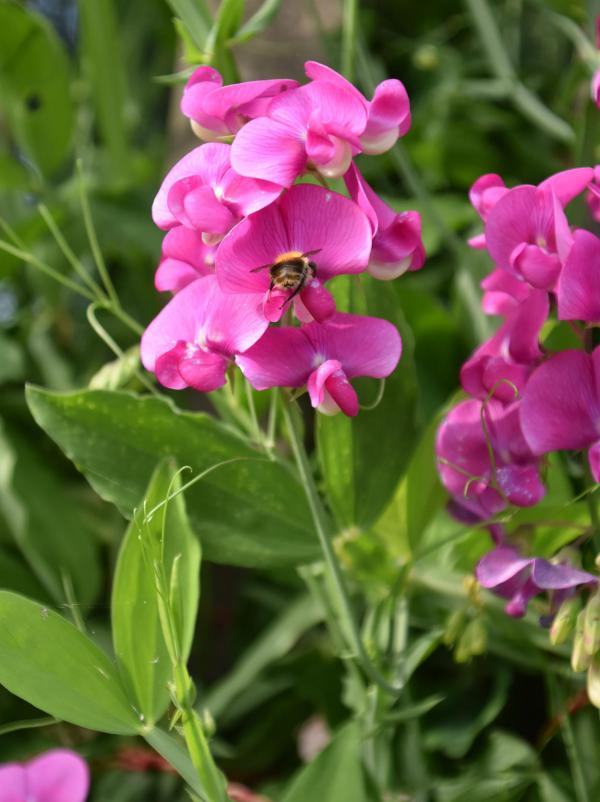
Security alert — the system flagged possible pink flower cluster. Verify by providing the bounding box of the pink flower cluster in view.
[142,63,424,417]
[437,165,600,615]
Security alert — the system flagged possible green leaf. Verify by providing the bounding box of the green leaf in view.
[0,1,74,176]
[229,0,282,45]
[317,277,419,529]
[0,419,101,607]
[166,0,212,52]
[282,722,367,802]
[373,413,447,561]
[0,332,24,384]
[79,0,130,178]
[143,727,204,796]
[0,590,138,734]
[25,387,318,568]
[113,460,200,726]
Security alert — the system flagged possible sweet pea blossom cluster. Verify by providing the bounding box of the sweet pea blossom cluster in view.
[141,62,425,417]
[436,165,600,628]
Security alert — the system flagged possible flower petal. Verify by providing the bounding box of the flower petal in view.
[167,179,236,233]
[0,764,26,802]
[177,348,229,392]
[28,749,90,802]
[530,559,596,590]
[520,349,600,454]
[236,327,314,390]
[557,229,600,323]
[476,547,532,588]
[231,117,306,187]
[538,167,594,206]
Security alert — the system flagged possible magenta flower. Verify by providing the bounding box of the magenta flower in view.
[344,163,425,279]
[141,275,267,392]
[215,184,372,323]
[154,226,215,294]
[467,173,508,249]
[304,61,411,154]
[592,69,600,108]
[436,398,545,520]
[460,288,548,402]
[477,546,596,617]
[152,143,281,239]
[480,268,532,317]
[231,80,367,187]
[181,65,298,141]
[520,347,600,481]
[557,229,600,322]
[237,312,401,417]
[587,176,600,222]
[0,749,89,802]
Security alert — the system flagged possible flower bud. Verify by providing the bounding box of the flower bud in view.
[550,596,580,646]
[584,592,600,655]
[443,609,465,646]
[571,611,592,673]
[587,656,600,709]
[454,618,487,662]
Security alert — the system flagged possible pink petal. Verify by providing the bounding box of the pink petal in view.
[507,288,548,364]
[480,268,531,316]
[344,162,378,232]
[155,343,189,389]
[307,360,359,417]
[520,349,600,454]
[469,174,507,220]
[155,258,205,293]
[237,327,314,390]
[496,464,546,507]
[231,117,307,187]
[303,312,401,378]
[539,167,595,205]
[282,81,366,139]
[476,547,532,587]
[363,79,411,141]
[152,144,232,228]
[155,227,214,293]
[304,61,363,103]
[298,279,336,321]
[0,764,26,802]
[202,78,298,120]
[557,229,600,322]
[592,70,600,108]
[141,275,267,376]
[180,66,228,137]
[509,243,561,289]
[215,185,372,295]
[167,179,236,233]
[530,559,596,590]
[28,749,89,802]
[219,170,282,216]
[177,348,229,392]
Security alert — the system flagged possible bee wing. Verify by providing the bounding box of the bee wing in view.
[249,262,273,273]
[301,248,322,258]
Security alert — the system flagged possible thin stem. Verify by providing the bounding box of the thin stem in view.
[546,674,590,802]
[0,239,97,302]
[341,0,358,81]
[37,203,106,300]
[465,0,574,142]
[244,380,262,445]
[77,159,120,306]
[282,399,403,696]
[583,461,600,553]
[266,388,279,455]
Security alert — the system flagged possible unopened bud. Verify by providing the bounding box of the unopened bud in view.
[584,593,600,655]
[588,657,600,708]
[454,618,487,663]
[550,597,580,646]
[572,611,592,672]
[443,609,465,646]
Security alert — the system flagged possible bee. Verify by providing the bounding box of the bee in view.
[250,249,321,308]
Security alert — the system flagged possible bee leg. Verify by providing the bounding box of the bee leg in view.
[279,283,303,309]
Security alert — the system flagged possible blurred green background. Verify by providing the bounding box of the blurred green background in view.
[0,0,600,800]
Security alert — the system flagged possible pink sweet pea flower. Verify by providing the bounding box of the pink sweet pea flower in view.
[476,546,596,618]
[215,184,372,323]
[344,163,425,279]
[436,398,545,520]
[480,268,532,316]
[592,69,600,108]
[237,312,401,417]
[485,185,573,290]
[467,174,508,249]
[304,61,411,155]
[141,275,268,392]
[0,749,89,802]
[231,81,367,187]
[152,143,281,239]
[557,229,600,322]
[586,168,600,221]
[181,65,298,141]
[520,347,600,482]
[154,226,215,293]
[461,288,548,402]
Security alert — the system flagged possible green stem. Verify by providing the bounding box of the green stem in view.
[282,399,403,696]
[77,159,120,306]
[341,0,358,81]
[465,0,574,142]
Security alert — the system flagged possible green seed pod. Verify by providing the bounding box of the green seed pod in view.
[587,657,600,709]
[443,609,465,646]
[584,592,600,656]
[550,596,580,646]
[571,610,592,673]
